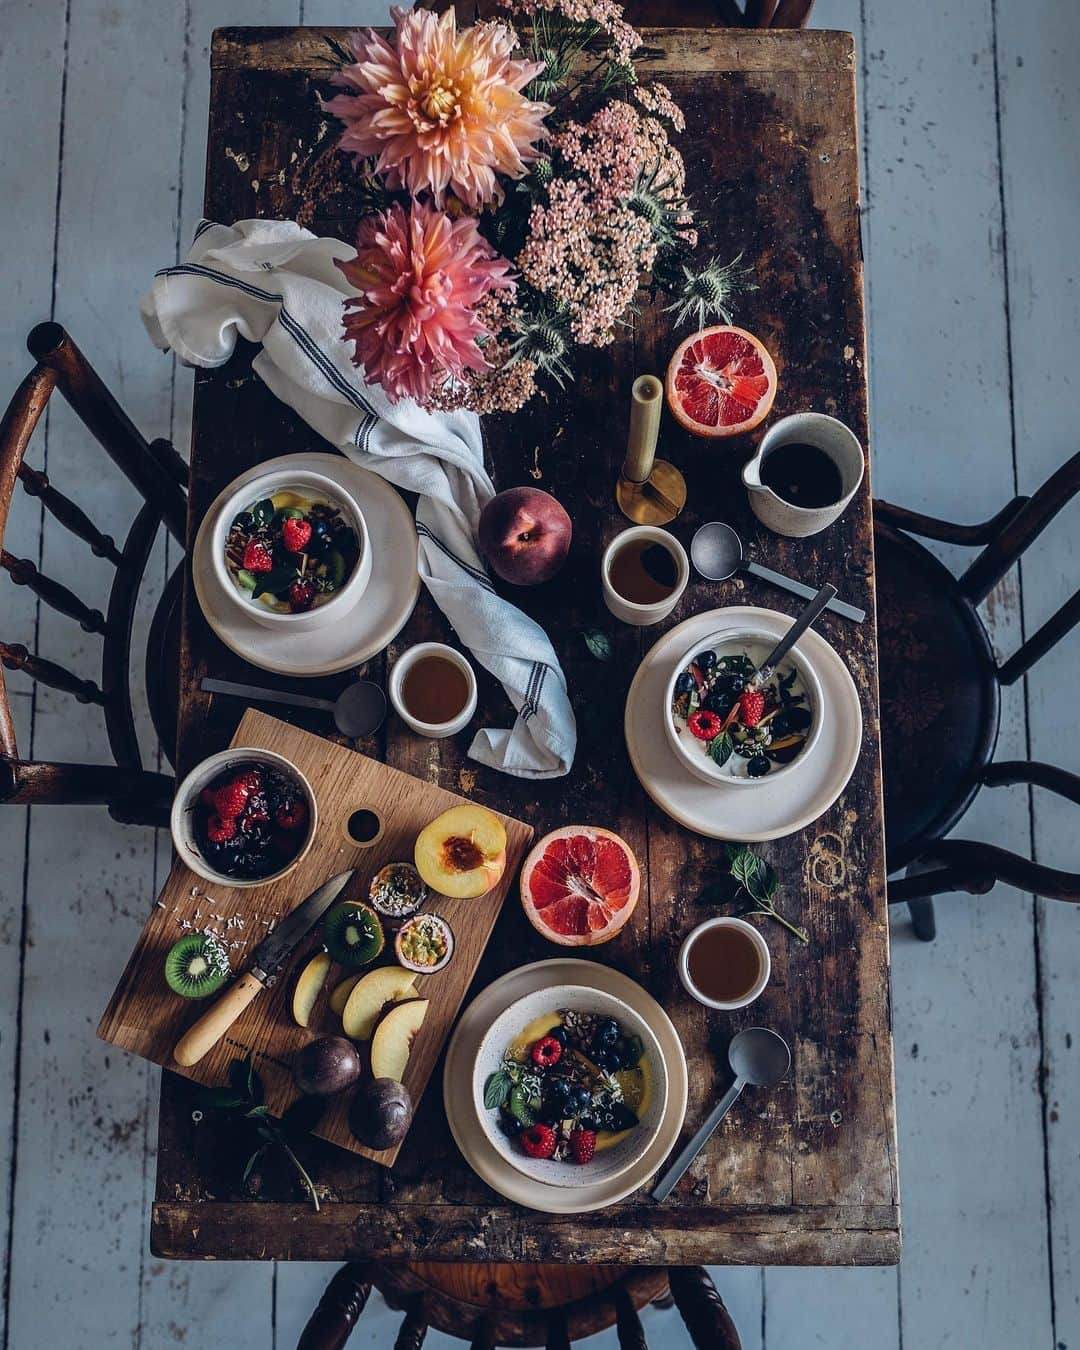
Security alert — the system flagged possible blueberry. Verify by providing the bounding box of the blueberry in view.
[747,754,771,777]
[545,1077,571,1105]
[593,1046,618,1070]
[497,1110,521,1138]
[548,1026,567,1045]
[308,517,333,553]
[571,1085,591,1112]
[694,650,717,671]
[675,671,695,696]
[596,1018,620,1046]
[579,1115,596,1133]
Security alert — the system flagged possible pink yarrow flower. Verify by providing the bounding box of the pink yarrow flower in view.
[336,201,515,406]
[323,7,552,209]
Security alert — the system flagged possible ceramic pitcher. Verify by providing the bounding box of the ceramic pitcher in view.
[742,412,865,538]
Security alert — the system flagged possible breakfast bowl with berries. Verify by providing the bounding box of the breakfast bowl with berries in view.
[210,468,371,632]
[664,625,824,787]
[170,747,318,887]
[473,984,668,1187]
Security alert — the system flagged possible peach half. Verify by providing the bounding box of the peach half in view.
[414,805,507,900]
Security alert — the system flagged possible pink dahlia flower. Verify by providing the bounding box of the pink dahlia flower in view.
[337,201,515,406]
[323,7,552,210]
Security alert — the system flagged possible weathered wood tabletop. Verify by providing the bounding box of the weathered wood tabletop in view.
[152,22,899,1266]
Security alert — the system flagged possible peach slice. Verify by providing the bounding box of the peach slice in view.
[370,997,429,1082]
[414,805,507,899]
[291,950,331,1028]
[329,972,363,1017]
[341,966,418,1041]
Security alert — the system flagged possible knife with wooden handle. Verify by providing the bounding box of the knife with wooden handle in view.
[173,869,354,1067]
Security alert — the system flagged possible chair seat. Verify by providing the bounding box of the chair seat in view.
[875,521,1000,870]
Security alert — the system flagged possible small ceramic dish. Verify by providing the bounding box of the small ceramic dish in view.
[170,747,317,889]
[472,984,668,1188]
[389,642,478,739]
[664,624,824,787]
[209,467,372,633]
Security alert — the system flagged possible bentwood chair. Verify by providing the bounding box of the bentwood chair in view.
[875,450,1080,940]
[0,322,188,826]
[297,1263,741,1349]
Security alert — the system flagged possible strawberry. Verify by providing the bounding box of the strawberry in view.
[206,813,236,844]
[569,1127,596,1165]
[288,580,316,612]
[242,539,273,574]
[518,1123,557,1160]
[687,709,723,741]
[275,800,307,831]
[738,688,766,728]
[530,1035,563,1068]
[237,768,262,792]
[213,778,251,821]
[281,517,312,553]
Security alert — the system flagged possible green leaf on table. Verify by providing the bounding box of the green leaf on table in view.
[707,732,733,767]
[729,845,767,894]
[252,565,299,600]
[242,1146,266,1187]
[245,1105,271,1120]
[484,1070,513,1110]
[699,873,744,906]
[745,859,779,904]
[583,629,613,662]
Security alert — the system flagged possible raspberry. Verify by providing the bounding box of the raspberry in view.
[275,800,307,831]
[518,1123,557,1159]
[738,688,766,728]
[200,787,217,807]
[569,1127,596,1165]
[531,1035,563,1068]
[206,813,236,844]
[213,779,251,820]
[288,580,316,612]
[242,540,273,573]
[237,768,262,792]
[281,517,312,553]
[687,709,723,741]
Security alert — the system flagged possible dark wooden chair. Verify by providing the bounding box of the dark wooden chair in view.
[875,449,1080,940]
[296,1263,741,1349]
[0,322,189,826]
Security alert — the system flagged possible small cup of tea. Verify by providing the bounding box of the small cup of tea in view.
[390,642,477,739]
[678,916,771,1011]
[742,411,865,538]
[601,525,689,627]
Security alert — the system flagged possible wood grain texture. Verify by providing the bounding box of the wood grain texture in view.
[101,708,533,1165]
[151,23,898,1266]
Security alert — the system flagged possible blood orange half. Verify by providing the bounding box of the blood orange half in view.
[666,325,778,438]
[520,826,640,947]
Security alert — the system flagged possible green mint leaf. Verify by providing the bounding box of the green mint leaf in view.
[730,846,767,893]
[251,565,299,600]
[583,629,613,661]
[699,874,744,906]
[484,1070,513,1110]
[746,860,779,904]
[242,1147,266,1187]
[251,497,275,527]
[707,732,733,767]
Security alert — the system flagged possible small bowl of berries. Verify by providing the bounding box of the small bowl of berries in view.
[210,467,371,631]
[170,748,318,887]
[472,984,668,1188]
[665,625,824,787]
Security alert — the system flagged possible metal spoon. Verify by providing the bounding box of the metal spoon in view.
[200,676,387,739]
[750,582,837,689]
[691,521,866,624]
[652,1027,791,1202]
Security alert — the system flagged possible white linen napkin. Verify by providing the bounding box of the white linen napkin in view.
[142,218,576,779]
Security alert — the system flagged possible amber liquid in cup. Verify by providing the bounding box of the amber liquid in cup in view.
[608,537,680,604]
[400,654,470,726]
[686,923,763,1003]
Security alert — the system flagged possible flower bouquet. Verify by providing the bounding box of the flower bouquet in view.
[321,0,746,413]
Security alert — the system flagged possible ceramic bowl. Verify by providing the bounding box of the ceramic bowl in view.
[472,983,669,1188]
[170,747,318,889]
[209,466,372,633]
[663,623,824,788]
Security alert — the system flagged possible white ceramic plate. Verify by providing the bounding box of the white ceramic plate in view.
[625,607,863,841]
[472,983,668,1188]
[193,452,420,677]
[444,959,688,1214]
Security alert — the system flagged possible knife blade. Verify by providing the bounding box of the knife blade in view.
[173,869,354,1067]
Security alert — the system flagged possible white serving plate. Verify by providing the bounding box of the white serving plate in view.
[444,959,688,1214]
[193,452,420,677]
[625,607,862,841]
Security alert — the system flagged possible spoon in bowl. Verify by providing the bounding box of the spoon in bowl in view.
[691,521,865,624]
[748,582,836,690]
[651,1027,791,1202]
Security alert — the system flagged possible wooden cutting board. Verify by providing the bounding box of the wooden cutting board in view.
[98,709,534,1165]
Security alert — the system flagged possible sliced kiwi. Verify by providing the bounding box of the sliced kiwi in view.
[236,568,257,591]
[321,548,347,590]
[164,933,231,999]
[322,901,384,968]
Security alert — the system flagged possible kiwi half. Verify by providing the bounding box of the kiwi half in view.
[323,901,385,968]
[164,933,231,999]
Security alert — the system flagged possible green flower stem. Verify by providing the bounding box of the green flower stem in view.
[751,900,809,944]
[280,1140,321,1212]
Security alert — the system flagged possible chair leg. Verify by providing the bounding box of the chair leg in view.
[668,1267,742,1350]
[296,1263,373,1350]
[907,895,937,942]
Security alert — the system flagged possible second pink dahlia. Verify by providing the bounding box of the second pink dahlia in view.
[337,201,515,406]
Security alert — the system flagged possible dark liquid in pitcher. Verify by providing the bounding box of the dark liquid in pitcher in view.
[401,654,470,724]
[687,924,762,1002]
[609,539,679,604]
[761,442,844,509]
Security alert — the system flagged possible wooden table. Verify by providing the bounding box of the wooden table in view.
[151,23,899,1266]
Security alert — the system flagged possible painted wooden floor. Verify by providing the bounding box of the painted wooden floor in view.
[0,0,1077,1346]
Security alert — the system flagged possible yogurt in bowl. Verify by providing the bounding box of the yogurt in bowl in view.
[664,626,823,786]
